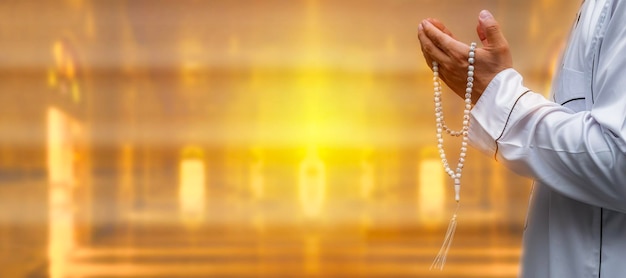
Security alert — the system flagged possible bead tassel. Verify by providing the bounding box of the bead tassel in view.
[430,203,460,271]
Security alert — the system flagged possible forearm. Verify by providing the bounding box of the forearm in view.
[469,69,626,212]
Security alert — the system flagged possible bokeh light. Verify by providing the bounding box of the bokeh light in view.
[0,0,580,277]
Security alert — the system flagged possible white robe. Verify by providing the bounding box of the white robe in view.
[468,0,626,277]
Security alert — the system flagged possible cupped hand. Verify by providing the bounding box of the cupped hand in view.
[417,10,513,104]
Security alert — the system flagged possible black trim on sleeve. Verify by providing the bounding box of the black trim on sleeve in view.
[561,97,585,106]
[494,89,532,161]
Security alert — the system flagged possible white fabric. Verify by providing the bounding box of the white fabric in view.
[468,0,626,277]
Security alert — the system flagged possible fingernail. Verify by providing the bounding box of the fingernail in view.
[418,23,423,31]
[480,10,493,20]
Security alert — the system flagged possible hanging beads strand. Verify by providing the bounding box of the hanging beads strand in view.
[430,42,476,271]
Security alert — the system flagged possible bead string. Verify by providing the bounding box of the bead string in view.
[432,42,476,202]
[429,42,476,271]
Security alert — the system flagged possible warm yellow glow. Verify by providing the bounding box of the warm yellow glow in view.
[119,144,134,213]
[249,156,265,200]
[2,1,582,277]
[178,158,206,223]
[71,81,80,103]
[47,107,76,278]
[179,38,205,88]
[304,235,320,275]
[360,159,375,199]
[47,69,57,87]
[52,41,65,69]
[298,146,326,218]
[181,60,201,87]
[48,107,67,185]
[418,158,446,228]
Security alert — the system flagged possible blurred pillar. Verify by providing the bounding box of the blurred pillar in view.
[417,147,445,228]
[299,146,326,218]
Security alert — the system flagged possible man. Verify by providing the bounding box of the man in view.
[418,2,626,277]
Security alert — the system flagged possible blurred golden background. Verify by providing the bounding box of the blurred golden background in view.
[0,0,579,277]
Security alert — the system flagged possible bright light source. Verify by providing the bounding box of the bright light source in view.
[299,147,326,218]
[418,158,446,228]
[179,159,206,223]
[47,107,76,278]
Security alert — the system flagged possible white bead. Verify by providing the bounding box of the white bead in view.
[431,44,475,203]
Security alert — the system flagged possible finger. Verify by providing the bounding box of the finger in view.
[427,18,455,39]
[477,10,506,47]
[421,20,450,52]
[418,40,434,68]
[418,22,449,65]
[422,20,467,57]
[418,30,437,68]
[476,22,487,43]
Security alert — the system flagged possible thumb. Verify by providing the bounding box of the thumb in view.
[477,10,506,47]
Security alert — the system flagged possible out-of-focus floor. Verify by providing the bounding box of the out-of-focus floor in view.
[15,179,524,278]
[0,0,581,277]
[49,227,521,277]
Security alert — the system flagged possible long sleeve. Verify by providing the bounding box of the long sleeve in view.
[468,3,626,213]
